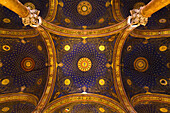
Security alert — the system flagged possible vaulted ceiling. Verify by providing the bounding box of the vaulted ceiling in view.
[0,0,169,113]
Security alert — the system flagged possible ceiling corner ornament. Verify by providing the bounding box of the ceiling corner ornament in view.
[78,57,92,72]
[2,45,10,51]
[134,57,149,72]
[127,7,148,28]
[32,27,57,113]
[22,7,42,27]
[77,1,92,16]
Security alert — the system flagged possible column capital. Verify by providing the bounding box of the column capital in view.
[127,7,148,28]
[21,7,42,27]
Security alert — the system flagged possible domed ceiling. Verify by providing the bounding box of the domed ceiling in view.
[0,0,169,113]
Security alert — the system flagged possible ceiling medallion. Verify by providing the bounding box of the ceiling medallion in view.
[159,18,167,23]
[127,79,132,85]
[160,108,168,112]
[64,108,70,112]
[134,57,149,72]
[78,57,92,72]
[98,18,105,23]
[127,45,132,51]
[2,45,10,51]
[37,45,42,51]
[159,79,167,86]
[77,1,92,16]
[99,45,105,51]
[21,57,35,72]
[99,79,105,86]
[1,107,10,112]
[99,107,105,112]
[3,18,11,23]
[64,45,70,51]
[1,79,10,85]
[64,79,71,85]
[159,45,167,51]
[64,18,71,23]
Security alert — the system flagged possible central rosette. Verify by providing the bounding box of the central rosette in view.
[77,1,92,16]
[78,57,92,72]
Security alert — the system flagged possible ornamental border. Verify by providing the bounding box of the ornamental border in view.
[0,28,39,38]
[111,0,124,22]
[130,93,170,107]
[32,27,57,113]
[41,19,128,38]
[0,93,39,106]
[45,0,58,22]
[43,93,127,113]
[112,26,137,113]
[130,29,170,38]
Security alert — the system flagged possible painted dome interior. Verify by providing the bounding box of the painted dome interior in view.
[0,0,169,113]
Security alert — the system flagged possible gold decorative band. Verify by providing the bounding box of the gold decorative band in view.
[131,29,170,38]
[113,27,137,113]
[41,19,128,38]
[43,93,127,113]
[111,0,124,22]
[45,0,58,22]
[0,28,39,38]
[0,93,39,106]
[131,93,170,107]
[32,27,57,113]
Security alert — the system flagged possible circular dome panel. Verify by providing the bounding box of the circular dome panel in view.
[77,57,92,72]
[77,1,92,16]
[21,57,35,72]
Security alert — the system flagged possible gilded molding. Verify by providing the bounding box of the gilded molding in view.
[0,93,39,106]
[32,27,57,113]
[130,29,170,38]
[41,19,128,38]
[0,28,39,38]
[0,0,29,18]
[141,0,170,18]
[45,0,58,22]
[112,26,137,113]
[43,93,127,113]
[111,0,124,22]
[131,93,170,107]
